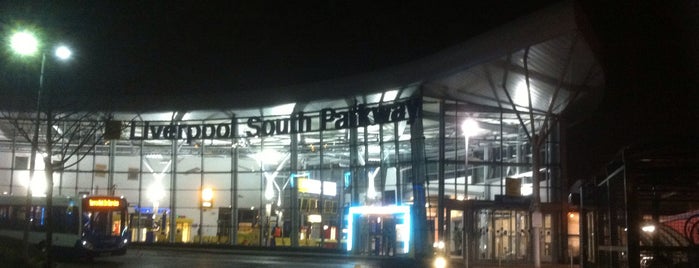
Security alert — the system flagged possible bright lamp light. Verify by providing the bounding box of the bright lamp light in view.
[54,45,72,60]
[642,224,655,233]
[202,187,214,201]
[202,187,214,208]
[10,31,39,56]
[461,118,481,137]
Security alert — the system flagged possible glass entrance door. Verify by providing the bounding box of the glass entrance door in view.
[476,209,529,261]
[449,210,464,256]
[542,213,553,262]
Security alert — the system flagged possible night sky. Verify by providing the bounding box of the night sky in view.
[0,1,697,179]
[1,1,556,101]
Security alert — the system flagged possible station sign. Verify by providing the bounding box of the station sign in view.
[120,98,421,142]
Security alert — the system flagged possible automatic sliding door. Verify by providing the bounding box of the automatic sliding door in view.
[476,209,529,261]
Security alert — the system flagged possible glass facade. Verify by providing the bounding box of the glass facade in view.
[0,2,610,265]
[0,89,563,255]
[422,96,559,203]
[0,4,608,264]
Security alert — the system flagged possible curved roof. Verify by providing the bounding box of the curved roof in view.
[2,1,602,117]
[0,1,604,142]
[0,2,607,193]
[160,0,601,123]
[154,1,600,118]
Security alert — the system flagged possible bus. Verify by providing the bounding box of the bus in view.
[0,195,129,258]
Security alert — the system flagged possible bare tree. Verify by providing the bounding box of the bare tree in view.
[0,108,112,266]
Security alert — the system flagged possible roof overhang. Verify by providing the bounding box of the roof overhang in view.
[1,0,604,121]
[146,0,604,120]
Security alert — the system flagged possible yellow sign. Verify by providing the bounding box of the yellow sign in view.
[297,178,337,196]
[88,199,121,207]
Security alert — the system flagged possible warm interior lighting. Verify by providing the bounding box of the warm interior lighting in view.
[297,178,337,196]
[202,187,214,208]
[308,214,322,223]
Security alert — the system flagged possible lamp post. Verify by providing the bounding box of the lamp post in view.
[9,29,72,263]
[461,118,479,197]
[460,118,479,267]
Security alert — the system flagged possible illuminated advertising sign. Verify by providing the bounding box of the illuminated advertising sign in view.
[124,98,421,141]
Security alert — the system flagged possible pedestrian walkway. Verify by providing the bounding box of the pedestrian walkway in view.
[449,261,579,268]
[447,257,579,268]
[463,265,577,268]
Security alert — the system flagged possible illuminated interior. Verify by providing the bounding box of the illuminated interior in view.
[346,205,411,254]
[0,3,604,263]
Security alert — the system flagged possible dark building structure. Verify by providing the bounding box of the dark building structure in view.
[576,140,699,268]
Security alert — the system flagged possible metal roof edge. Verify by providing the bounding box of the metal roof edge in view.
[206,0,599,111]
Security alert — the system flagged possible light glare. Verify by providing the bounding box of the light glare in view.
[461,118,481,137]
[433,256,447,268]
[54,45,72,60]
[642,225,655,233]
[10,31,39,56]
[202,187,214,201]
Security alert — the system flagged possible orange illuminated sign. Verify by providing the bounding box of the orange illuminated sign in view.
[88,199,121,208]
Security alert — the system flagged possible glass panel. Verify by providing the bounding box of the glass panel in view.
[476,209,529,261]
[494,210,512,260]
[83,210,124,237]
[515,210,529,260]
[449,210,464,256]
[113,154,140,172]
[477,209,492,260]
[543,213,553,261]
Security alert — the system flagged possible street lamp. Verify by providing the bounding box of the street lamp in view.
[460,117,480,266]
[9,30,73,195]
[9,29,72,263]
[461,118,480,190]
[54,45,72,60]
[10,31,39,56]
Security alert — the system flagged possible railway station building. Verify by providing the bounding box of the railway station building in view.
[0,1,607,265]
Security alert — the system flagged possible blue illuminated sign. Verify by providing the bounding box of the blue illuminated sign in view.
[346,205,411,254]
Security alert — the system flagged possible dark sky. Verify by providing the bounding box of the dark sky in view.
[1,1,557,100]
[1,1,697,178]
[566,1,698,177]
